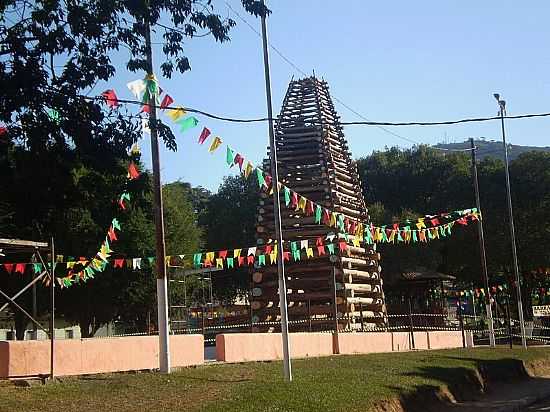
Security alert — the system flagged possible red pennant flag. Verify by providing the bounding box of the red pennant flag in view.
[108,226,118,241]
[338,241,348,252]
[345,218,351,232]
[0,127,7,136]
[219,250,228,259]
[315,237,324,246]
[160,94,174,110]
[457,218,467,226]
[3,264,14,273]
[264,245,272,255]
[323,209,330,225]
[114,259,124,268]
[128,162,140,180]
[198,127,211,144]
[234,154,244,172]
[317,245,326,256]
[306,201,315,216]
[350,221,357,234]
[291,192,298,209]
[264,174,272,188]
[247,255,255,265]
[15,263,25,274]
[393,223,399,230]
[283,251,290,262]
[119,198,126,210]
[101,89,119,108]
[430,218,440,226]
[237,256,245,267]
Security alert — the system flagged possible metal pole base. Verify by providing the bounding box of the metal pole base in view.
[157,277,171,373]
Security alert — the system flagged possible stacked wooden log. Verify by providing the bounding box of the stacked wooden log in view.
[253,76,387,331]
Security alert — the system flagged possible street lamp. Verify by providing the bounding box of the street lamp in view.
[493,93,527,348]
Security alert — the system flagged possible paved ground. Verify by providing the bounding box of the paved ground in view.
[448,377,550,411]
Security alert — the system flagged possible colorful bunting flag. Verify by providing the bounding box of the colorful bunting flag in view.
[198,127,211,144]
[208,136,222,153]
[167,106,187,122]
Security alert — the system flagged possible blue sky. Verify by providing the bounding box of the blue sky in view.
[107,1,550,192]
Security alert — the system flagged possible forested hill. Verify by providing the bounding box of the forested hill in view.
[433,139,550,161]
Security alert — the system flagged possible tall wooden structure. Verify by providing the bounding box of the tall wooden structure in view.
[252,76,386,331]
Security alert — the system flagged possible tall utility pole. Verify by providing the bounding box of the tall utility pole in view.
[145,20,171,372]
[493,94,527,348]
[260,0,292,381]
[469,138,495,347]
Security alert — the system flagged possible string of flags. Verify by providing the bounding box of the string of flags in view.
[1,233,351,275]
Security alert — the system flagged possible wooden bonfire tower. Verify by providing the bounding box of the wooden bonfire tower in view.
[252,76,386,331]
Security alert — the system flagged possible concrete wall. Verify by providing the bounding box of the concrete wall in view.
[216,333,333,363]
[0,335,203,378]
[217,331,469,362]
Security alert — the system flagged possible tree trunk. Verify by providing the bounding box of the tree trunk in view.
[13,309,28,340]
[79,316,92,338]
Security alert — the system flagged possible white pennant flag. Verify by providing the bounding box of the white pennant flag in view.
[127,79,146,99]
[247,247,257,256]
[300,239,308,250]
[132,258,142,270]
[326,233,336,242]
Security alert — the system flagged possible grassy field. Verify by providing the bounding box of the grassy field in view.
[0,347,549,412]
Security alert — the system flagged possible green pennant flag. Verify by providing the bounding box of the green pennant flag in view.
[427,229,434,240]
[84,266,95,279]
[364,230,373,245]
[291,241,298,252]
[226,146,235,166]
[337,214,345,231]
[176,116,199,133]
[284,186,291,207]
[63,278,72,287]
[193,253,202,268]
[314,205,322,224]
[120,192,130,202]
[33,263,42,274]
[327,243,335,255]
[227,257,234,269]
[147,257,155,265]
[397,230,404,242]
[446,223,452,235]
[412,230,418,243]
[112,218,121,231]
[439,226,446,237]
[258,254,266,266]
[380,226,388,243]
[256,169,265,188]
[292,249,301,261]
[47,108,60,124]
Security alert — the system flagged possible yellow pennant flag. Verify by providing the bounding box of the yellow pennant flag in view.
[206,251,215,262]
[269,251,277,264]
[352,237,361,248]
[298,196,307,213]
[233,249,242,258]
[216,258,224,269]
[166,106,186,122]
[67,261,75,269]
[330,212,337,227]
[244,161,254,178]
[306,247,314,258]
[208,136,223,153]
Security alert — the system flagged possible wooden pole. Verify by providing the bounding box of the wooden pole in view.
[260,0,291,381]
[145,19,170,372]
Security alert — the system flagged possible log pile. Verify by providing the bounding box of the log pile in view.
[253,76,387,331]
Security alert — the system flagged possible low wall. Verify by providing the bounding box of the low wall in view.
[0,335,203,378]
[217,331,469,362]
[216,333,333,362]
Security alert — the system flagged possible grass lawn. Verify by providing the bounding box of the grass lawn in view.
[1,347,549,412]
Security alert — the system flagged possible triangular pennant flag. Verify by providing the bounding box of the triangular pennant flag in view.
[264,245,273,255]
[300,239,308,250]
[132,258,142,270]
[338,241,348,252]
[206,251,215,262]
[33,263,42,274]
[314,205,322,224]
[327,244,335,255]
[283,251,290,262]
[176,116,199,133]
[284,186,291,207]
[264,174,272,188]
[226,146,236,166]
[269,252,277,264]
[216,258,224,269]
[101,89,119,108]
[297,196,307,213]
[247,255,255,265]
[291,192,298,209]
[244,161,254,178]
[108,226,118,241]
[238,256,245,267]
[198,127,211,144]
[127,79,146,99]
[218,250,228,259]
[166,106,187,122]
[317,245,326,256]
[227,257,234,268]
[326,233,336,242]
[128,162,140,180]
[160,94,174,110]
[208,136,222,153]
[256,169,266,188]
[234,154,244,172]
[15,263,26,274]
[257,255,266,267]
[306,247,314,258]
[233,249,242,258]
[292,249,301,261]
[247,247,257,256]
[193,253,202,268]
